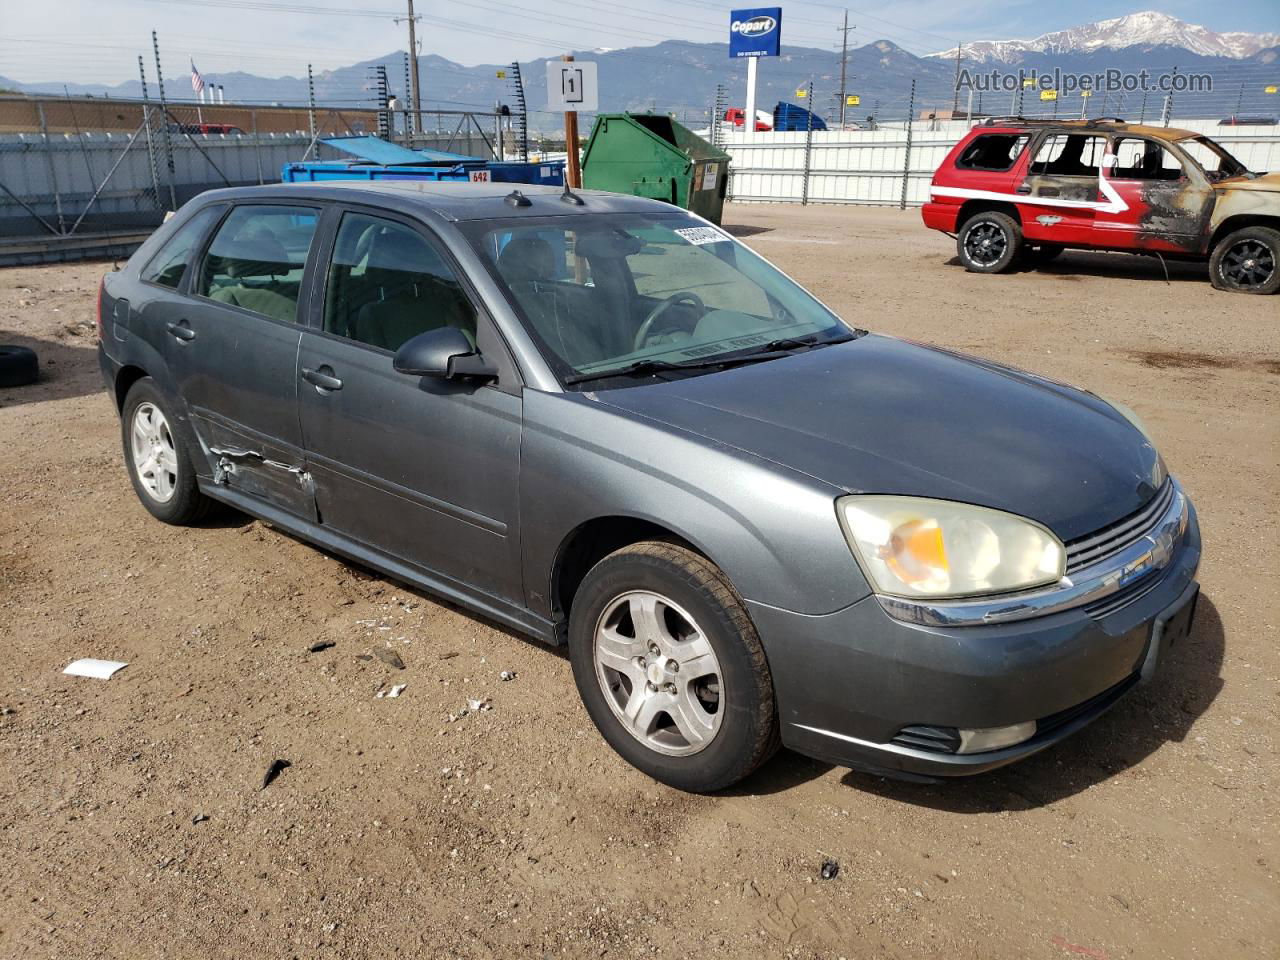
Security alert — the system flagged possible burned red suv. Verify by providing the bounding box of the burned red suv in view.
[922,118,1280,294]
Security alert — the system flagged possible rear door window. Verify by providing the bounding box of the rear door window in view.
[195,205,320,323]
[955,133,1030,172]
[139,205,223,289]
[1029,134,1108,177]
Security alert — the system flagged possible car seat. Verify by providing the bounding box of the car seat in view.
[496,237,610,367]
[353,228,474,352]
[208,229,298,323]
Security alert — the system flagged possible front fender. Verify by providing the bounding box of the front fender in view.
[520,390,872,619]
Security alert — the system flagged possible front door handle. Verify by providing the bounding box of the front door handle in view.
[165,320,195,342]
[301,366,343,392]
[1015,184,1032,195]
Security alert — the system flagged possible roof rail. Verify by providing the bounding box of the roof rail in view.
[979,115,1128,127]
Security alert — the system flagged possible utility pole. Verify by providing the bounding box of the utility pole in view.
[397,0,423,137]
[837,11,854,129]
[951,42,963,115]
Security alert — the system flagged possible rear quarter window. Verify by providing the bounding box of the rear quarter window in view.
[955,134,1030,172]
[139,205,223,289]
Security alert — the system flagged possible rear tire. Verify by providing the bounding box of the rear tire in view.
[957,211,1022,273]
[121,378,214,525]
[1209,226,1280,294]
[568,541,779,792]
[0,345,38,387]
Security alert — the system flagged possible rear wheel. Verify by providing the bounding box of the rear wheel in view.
[121,378,213,525]
[568,541,779,792]
[1209,226,1280,294]
[957,211,1022,273]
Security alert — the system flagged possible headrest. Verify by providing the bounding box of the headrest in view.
[223,229,291,278]
[366,227,432,275]
[497,236,556,284]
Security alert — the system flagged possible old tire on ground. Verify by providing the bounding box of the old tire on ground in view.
[1209,226,1280,295]
[121,377,214,525]
[568,541,779,793]
[957,211,1022,274]
[0,345,39,387]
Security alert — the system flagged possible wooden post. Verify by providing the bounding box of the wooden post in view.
[562,54,582,188]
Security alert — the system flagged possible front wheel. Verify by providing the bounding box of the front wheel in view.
[568,542,779,792]
[1209,226,1280,294]
[957,211,1022,273]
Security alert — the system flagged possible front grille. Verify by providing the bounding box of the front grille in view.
[1084,569,1163,619]
[1064,481,1174,575]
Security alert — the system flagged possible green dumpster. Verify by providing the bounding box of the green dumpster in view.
[581,113,731,224]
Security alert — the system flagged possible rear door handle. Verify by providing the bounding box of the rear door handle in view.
[301,366,343,392]
[1038,186,1061,197]
[1015,184,1032,195]
[165,320,195,342]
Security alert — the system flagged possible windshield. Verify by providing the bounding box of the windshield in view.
[1177,136,1248,180]
[461,213,852,385]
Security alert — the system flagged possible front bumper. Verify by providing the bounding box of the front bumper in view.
[749,496,1201,778]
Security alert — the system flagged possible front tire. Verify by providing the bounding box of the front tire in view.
[121,378,213,525]
[568,542,779,792]
[957,211,1022,273]
[1209,226,1280,294]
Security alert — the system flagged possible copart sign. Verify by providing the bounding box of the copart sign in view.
[729,7,782,58]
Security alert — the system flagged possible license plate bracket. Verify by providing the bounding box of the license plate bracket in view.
[1140,582,1199,684]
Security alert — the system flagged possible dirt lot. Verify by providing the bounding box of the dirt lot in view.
[1,204,1277,960]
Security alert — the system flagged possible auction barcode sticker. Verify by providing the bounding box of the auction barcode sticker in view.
[674,226,730,245]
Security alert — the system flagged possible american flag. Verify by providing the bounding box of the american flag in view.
[190,60,205,95]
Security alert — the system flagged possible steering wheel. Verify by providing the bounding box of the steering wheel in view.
[633,291,705,351]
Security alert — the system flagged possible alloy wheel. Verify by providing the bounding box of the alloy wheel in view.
[592,590,724,757]
[130,402,179,503]
[964,221,1007,266]
[1220,239,1276,289]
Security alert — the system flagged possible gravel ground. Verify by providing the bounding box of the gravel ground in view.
[1,203,1276,960]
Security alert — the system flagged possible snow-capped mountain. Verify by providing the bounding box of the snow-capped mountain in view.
[931,11,1280,63]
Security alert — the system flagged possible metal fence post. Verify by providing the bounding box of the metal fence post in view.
[152,30,178,209]
[138,56,163,209]
[801,80,814,205]
[900,79,916,211]
[36,101,67,233]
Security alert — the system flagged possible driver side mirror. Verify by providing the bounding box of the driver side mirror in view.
[393,327,496,381]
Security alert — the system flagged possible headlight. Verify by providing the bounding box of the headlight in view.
[836,496,1065,599]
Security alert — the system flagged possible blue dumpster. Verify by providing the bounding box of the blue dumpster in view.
[280,135,564,186]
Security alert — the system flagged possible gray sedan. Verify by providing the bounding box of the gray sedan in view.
[97,182,1200,791]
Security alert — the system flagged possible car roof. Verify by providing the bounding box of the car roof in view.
[974,119,1199,141]
[190,180,675,222]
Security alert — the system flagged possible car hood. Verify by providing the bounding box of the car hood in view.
[1217,171,1280,194]
[594,334,1162,542]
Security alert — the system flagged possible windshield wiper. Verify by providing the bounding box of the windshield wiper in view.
[563,331,860,386]
[757,330,857,353]
[563,357,728,385]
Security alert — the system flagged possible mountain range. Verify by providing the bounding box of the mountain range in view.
[930,11,1279,63]
[1,12,1276,125]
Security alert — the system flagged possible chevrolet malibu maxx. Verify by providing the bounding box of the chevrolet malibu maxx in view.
[97,182,1201,792]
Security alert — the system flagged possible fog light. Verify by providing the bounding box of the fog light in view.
[956,721,1037,754]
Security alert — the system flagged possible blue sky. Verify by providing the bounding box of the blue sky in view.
[2,0,1278,85]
